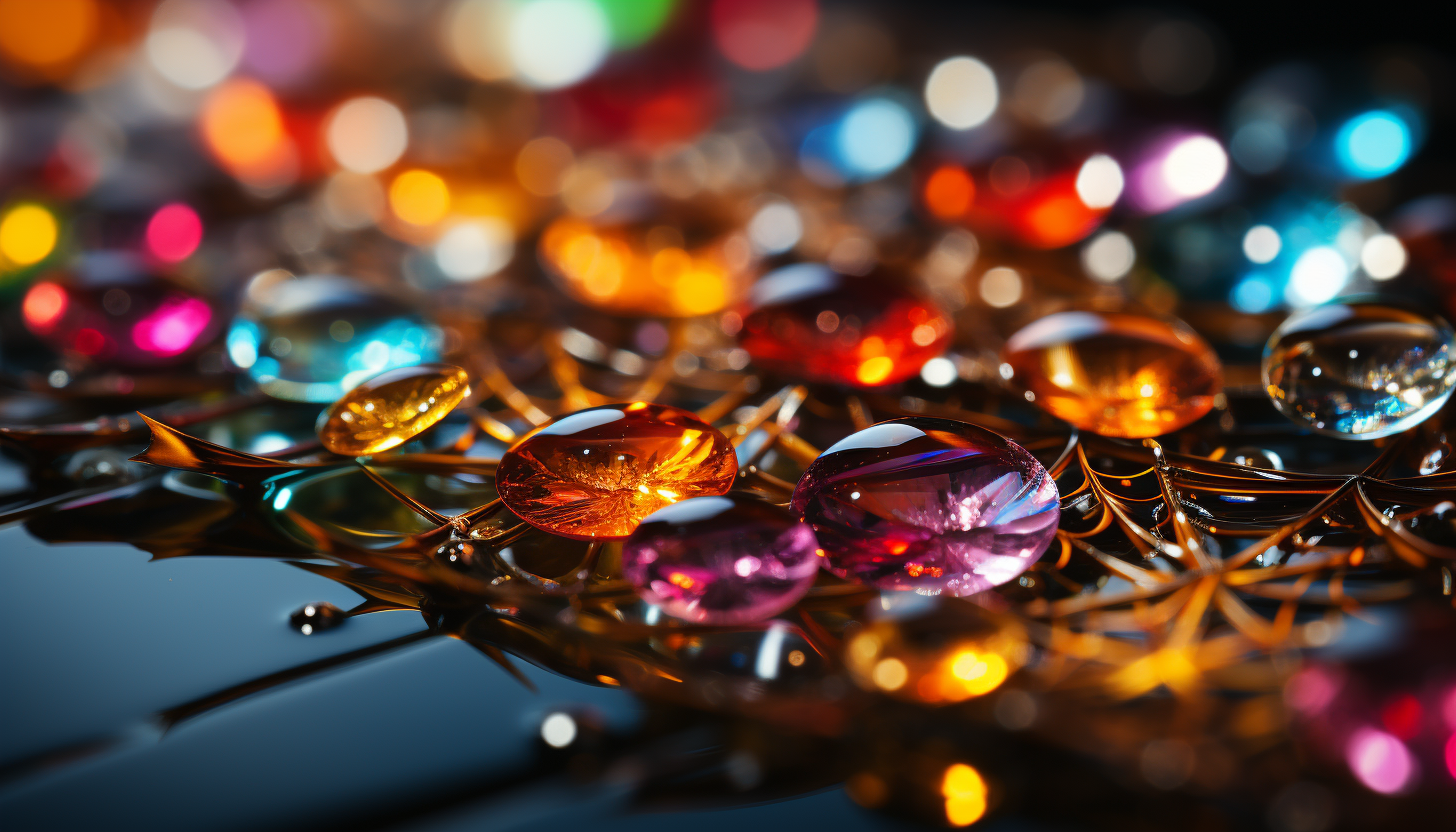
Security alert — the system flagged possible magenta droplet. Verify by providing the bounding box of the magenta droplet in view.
[791,417,1060,596]
[622,494,820,624]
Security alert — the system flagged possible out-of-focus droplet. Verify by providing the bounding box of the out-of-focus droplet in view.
[318,364,470,456]
[1003,311,1223,437]
[792,417,1060,595]
[739,263,952,387]
[496,402,737,540]
[1263,301,1455,439]
[290,602,345,635]
[623,494,820,624]
[22,253,219,368]
[227,274,443,402]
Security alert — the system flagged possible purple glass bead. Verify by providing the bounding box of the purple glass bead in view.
[790,417,1060,596]
[622,494,820,625]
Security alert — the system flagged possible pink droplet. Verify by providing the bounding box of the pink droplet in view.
[146,203,204,264]
[132,296,213,356]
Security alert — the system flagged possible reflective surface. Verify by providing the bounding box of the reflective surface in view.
[738,264,953,388]
[226,275,443,402]
[497,403,738,539]
[1263,301,1456,439]
[317,364,470,456]
[791,418,1060,595]
[622,494,820,624]
[1002,311,1224,438]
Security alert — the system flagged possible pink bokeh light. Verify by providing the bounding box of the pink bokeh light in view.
[1346,728,1417,794]
[131,296,213,356]
[146,203,204,264]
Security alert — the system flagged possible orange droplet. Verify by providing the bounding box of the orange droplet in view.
[496,403,737,539]
[1002,311,1223,438]
[318,364,471,456]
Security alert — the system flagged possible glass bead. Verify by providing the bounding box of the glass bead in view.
[791,417,1060,596]
[226,274,443,402]
[1002,311,1223,438]
[738,263,953,387]
[21,252,218,368]
[622,494,820,625]
[496,402,738,540]
[1262,301,1456,439]
[317,364,470,456]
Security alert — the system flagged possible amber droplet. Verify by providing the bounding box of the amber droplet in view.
[318,364,470,456]
[496,402,738,540]
[1002,311,1223,438]
[738,264,953,387]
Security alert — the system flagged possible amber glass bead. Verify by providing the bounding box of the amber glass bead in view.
[317,364,470,456]
[738,263,953,387]
[538,216,750,317]
[1002,311,1223,438]
[496,402,738,540]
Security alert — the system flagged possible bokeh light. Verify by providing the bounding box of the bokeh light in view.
[1361,233,1407,280]
[597,0,677,48]
[1163,136,1228,198]
[1010,58,1084,127]
[1336,110,1412,179]
[711,0,818,71]
[1346,728,1417,795]
[830,97,918,182]
[509,0,611,89]
[941,763,988,827]
[326,97,409,174]
[1285,245,1350,306]
[924,165,976,220]
[389,171,451,227]
[748,200,803,255]
[1083,231,1136,282]
[1075,154,1124,209]
[146,203,204,264]
[1242,225,1281,263]
[0,204,59,267]
[925,56,999,130]
[200,79,291,183]
[434,218,514,282]
[0,0,98,75]
[146,0,246,91]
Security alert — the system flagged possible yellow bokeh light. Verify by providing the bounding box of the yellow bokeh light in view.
[941,763,987,827]
[390,170,451,226]
[0,0,97,71]
[201,79,287,172]
[0,204,59,267]
[856,356,895,386]
[871,657,909,690]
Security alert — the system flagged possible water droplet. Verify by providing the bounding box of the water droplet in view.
[290,602,345,634]
[1263,301,1456,439]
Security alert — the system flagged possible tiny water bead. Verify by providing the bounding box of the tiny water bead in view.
[289,602,345,635]
[1001,311,1223,438]
[622,495,820,625]
[318,364,470,456]
[791,417,1060,596]
[227,274,443,402]
[1262,301,1456,440]
[496,402,738,540]
[21,253,218,368]
[738,263,953,388]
